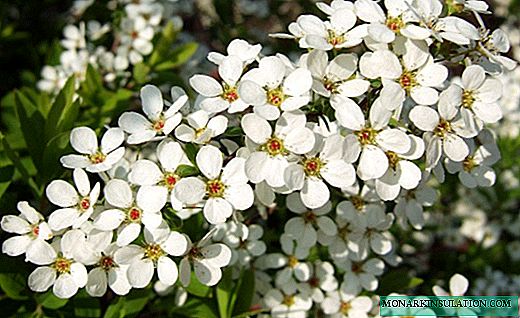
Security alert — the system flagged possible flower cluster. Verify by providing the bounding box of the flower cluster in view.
[37,0,183,94]
[2,0,516,317]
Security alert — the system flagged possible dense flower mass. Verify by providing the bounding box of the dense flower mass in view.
[2,0,518,317]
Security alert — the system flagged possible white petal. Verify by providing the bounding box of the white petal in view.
[194,260,221,286]
[189,75,222,97]
[54,274,79,299]
[241,113,271,144]
[128,160,162,186]
[104,179,133,208]
[225,185,254,211]
[86,267,108,297]
[462,65,485,90]
[137,185,167,212]
[2,235,31,256]
[301,179,329,209]
[46,180,78,208]
[128,259,154,288]
[443,134,469,162]
[449,274,468,296]
[201,243,232,267]
[92,209,126,231]
[70,262,88,287]
[1,215,30,234]
[409,106,439,131]
[174,177,206,205]
[203,198,233,224]
[48,208,78,231]
[28,267,56,292]
[70,127,98,154]
[376,129,411,153]
[157,256,178,286]
[73,168,90,197]
[196,145,223,179]
[358,145,388,180]
[118,112,151,134]
[285,127,315,154]
[161,231,188,256]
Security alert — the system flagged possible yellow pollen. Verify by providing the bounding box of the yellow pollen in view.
[282,295,296,307]
[323,77,339,93]
[221,85,239,103]
[462,90,475,109]
[327,29,346,47]
[89,152,106,164]
[399,71,417,92]
[463,156,476,172]
[145,244,165,263]
[195,127,207,139]
[355,127,377,146]
[434,119,453,137]
[288,255,298,268]
[152,119,165,132]
[386,151,400,170]
[350,195,365,211]
[386,16,405,33]
[53,257,72,274]
[206,179,226,198]
[262,137,285,156]
[163,172,179,190]
[303,157,323,177]
[340,301,352,314]
[266,88,285,107]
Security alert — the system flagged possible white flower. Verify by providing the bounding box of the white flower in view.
[445,130,500,188]
[241,111,315,188]
[284,133,356,208]
[207,38,262,67]
[128,139,191,210]
[119,85,186,144]
[179,232,232,287]
[284,193,337,247]
[37,65,67,93]
[263,286,313,318]
[175,145,253,224]
[339,258,385,296]
[60,126,125,172]
[213,221,266,266]
[239,56,312,120]
[92,179,167,246]
[297,7,366,50]
[85,242,132,297]
[354,0,430,43]
[393,181,436,230]
[190,56,249,113]
[115,226,188,288]
[120,16,154,64]
[298,261,338,303]
[174,110,228,144]
[337,98,411,180]
[61,23,86,50]
[348,206,395,258]
[475,29,517,73]
[264,234,311,286]
[1,202,53,259]
[374,135,425,201]
[432,273,476,317]
[307,50,369,100]
[46,168,100,231]
[443,65,503,127]
[321,293,372,318]
[409,104,470,167]
[27,230,88,299]
[360,45,448,107]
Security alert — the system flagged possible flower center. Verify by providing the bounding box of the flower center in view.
[100,255,116,271]
[79,197,90,211]
[32,225,40,237]
[323,77,339,93]
[53,257,72,274]
[222,85,239,103]
[462,90,475,109]
[206,179,225,198]
[282,294,296,307]
[152,119,165,132]
[188,246,202,260]
[386,151,400,170]
[303,211,317,223]
[131,30,139,39]
[127,207,142,223]
[386,16,405,33]
[351,262,363,273]
[434,119,453,137]
[327,29,345,47]
[266,88,285,107]
[355,127,377,146]
[89,152,106,164]
[144,244,165,263]
[399,71,417,92]
[446,0,465,14]
[262,137,285,156]
[351,195,365,211]
[340,301,352,314]
[463,156,476,172]
[303,157,323,177]
[308,276,320,288]
[195,127,207,139]
[163,172,179,190]
[288,255,299,268]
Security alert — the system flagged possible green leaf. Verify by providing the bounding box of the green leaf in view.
[176,164,199,177]
[73,291,101,317]
[231,269,255,316]
[0,273,29,300]
[377,269,424,294]
[216,269,233,318]
[34,291,68,309]
[56,99,80,134]
[223,126,243,138]
[44,76,75,141]
[14,91,46,169]
[133,63,151,84]
[0,165,14,200]
[121,289,152,316]
[149,21,178,66]
[184,143,198,164]
[154,42,198,71]
[41,131,71,182]
[173,298,218,318]
[185,272,211,298]
[103,298,125,318]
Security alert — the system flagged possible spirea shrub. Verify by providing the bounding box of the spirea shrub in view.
[1,0,517,317]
